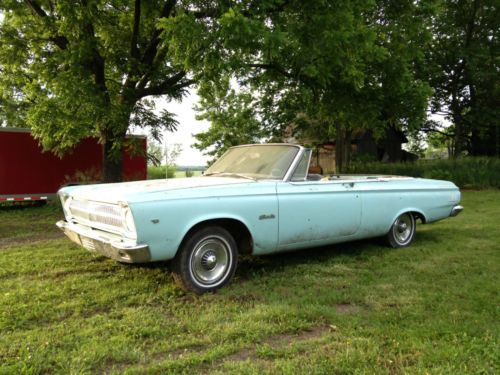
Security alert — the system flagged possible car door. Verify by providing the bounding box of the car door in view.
[276,180,362,250]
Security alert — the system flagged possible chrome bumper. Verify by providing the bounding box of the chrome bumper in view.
[450,205,464,217]
[56,220,151,263]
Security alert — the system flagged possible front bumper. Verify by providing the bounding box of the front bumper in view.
[56,220,150,263]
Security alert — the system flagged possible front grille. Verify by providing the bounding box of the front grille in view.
[69,199,123,231]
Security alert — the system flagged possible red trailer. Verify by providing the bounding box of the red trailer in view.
[0,127,147,202]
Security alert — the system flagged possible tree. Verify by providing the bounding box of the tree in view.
[193,78,270,161]
[427,0,499,157]
[0,0,193,182]
[162,0,433,172]
[165,143,182,167]
[147,139,163,166]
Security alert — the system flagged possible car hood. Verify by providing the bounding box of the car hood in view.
[61,177,257,204]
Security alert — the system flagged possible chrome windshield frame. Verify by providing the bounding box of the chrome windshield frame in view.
[283,146,311,182]
[208,144,305,182]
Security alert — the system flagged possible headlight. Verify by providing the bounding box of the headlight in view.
[122,205,137,239]
[59,193,72,218]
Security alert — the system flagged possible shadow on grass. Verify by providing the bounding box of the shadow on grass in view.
[236,238,389,281]
[89,226,458,294]
[0,200,54,210]
[122,237,392,286]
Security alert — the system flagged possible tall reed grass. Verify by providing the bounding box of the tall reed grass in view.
[147,165,176,179]
[348,157,500,189]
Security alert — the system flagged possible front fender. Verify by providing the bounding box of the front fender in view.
[132,193,279,261]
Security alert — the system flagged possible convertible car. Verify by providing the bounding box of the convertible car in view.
[57,144,463,293]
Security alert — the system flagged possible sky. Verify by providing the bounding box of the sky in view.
[151,91,211,166]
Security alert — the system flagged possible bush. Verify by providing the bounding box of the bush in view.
[347,157,500,189]
[185,169,194,178]
[62,167,101,185]
[147,165,176,179]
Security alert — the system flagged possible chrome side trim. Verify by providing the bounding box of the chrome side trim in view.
[56,220,150,263]
[450,205,464,217]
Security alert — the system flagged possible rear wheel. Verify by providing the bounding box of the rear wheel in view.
[386,212,416,248]
[172,226,238,294]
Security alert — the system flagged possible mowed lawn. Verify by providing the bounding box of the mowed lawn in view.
[0,191,498,374]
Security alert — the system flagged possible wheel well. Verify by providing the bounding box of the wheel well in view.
[411,211,426,224]
[181,219,253,255]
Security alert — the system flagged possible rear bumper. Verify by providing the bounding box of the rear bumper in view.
[56,220,150,263]
[450,205,464,217]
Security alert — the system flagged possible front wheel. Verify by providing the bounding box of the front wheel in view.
[386,212,416,248]
[171,226,238,294]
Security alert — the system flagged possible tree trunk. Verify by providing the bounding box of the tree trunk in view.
[451,95,464,158]
[101,101,135,183]
[335,123,352,174]
[335,123,344,173]
[102,137,124,183]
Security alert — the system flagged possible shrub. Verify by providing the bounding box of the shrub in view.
[185,169,194,178]
[347,157,500,189]
[147,165,176,179]
[62,167,101,185]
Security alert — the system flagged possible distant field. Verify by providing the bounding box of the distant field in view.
[0,191,498,374]
[174,170,203,178]
[147,166,204,180]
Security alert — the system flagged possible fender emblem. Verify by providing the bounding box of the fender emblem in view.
[259,214,276,220]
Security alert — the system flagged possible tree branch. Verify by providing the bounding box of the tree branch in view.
[247,62,317,89]
[137,75,195,98]
[131,0,141,60]
[422,127,454,137]
[125,0,177,94]
[247,63,295,79]
[25,0,69,50]
[80,0,107,95]
[25,0,48,17]
[141,0,177,66]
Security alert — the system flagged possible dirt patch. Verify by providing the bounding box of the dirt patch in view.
[101,326,332,373]
[224,325,330,363]
[335,303,362,314]
[102,344,209,375]
[0,232,64,250]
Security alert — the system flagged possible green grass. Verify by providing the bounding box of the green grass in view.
[0,191,499,374]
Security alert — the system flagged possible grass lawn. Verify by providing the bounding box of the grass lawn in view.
[0,191,498,374]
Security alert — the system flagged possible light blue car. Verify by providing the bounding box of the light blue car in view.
[57,144,463,293]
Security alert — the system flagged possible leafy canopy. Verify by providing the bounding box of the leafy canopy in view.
[160,0,434,166]
[0,0,194,181]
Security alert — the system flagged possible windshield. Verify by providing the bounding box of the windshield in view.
[205,145,300,180]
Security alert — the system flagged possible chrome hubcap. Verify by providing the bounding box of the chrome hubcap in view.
[393,214,413,244]
[201,252,217,270]
[190,237,230,286]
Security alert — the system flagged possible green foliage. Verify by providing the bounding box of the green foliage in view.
[427,0,499,156]
[0,191,499,373]
[348,157,500,189]
[165,143,182,167]
[185,169,194,178]
[147,139,164,166]
[194,79,269,160]
[147,165,176,180]
[161,0,434,167]
[0,1,191,181]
